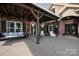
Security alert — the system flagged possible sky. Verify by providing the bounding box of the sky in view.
[36,3,51,9]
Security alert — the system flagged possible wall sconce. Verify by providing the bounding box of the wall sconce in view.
[32,23,35,27]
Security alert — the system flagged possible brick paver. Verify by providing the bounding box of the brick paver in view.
[0,36,79,56]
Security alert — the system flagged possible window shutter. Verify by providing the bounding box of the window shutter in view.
[23,22,26,32]
[1,20,6,32]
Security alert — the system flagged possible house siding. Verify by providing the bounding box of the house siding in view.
[58,20,65,35]
[23,19,30,34]
[1,20,6,32]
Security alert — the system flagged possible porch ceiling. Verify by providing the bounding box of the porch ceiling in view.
[0,4,30,18]
[61,16,79,21]
[0,3,59,23]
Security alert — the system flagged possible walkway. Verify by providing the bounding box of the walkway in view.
[0,36,79,56]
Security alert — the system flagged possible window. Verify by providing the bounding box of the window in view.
[6,21,23,32]
[51,8,55,13]
[16,23,23,32]
[65,24,77,35]
[7,22,15,32]
[49,25,53,31]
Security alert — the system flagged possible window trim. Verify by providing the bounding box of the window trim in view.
[6,21,23,32]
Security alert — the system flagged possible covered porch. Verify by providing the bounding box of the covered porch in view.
[0,3,59,44]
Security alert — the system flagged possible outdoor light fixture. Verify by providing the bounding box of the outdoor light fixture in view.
[41,24,44,28]
[32,23,35,27]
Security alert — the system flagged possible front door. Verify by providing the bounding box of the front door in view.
[48,25,54,32]
[65,24,78,36]
[30,23,37,35]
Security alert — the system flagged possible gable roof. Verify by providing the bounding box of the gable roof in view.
[56,4,79,15]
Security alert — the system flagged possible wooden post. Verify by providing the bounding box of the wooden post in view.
[36,18,40,44]
[55,20,59,37]
[30,9,43,44]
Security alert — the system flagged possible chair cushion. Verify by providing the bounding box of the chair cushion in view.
[0,33,5,38]
[3,32,24,39]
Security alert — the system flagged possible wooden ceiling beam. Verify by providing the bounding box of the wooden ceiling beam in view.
[11,5,16,16]
[25,10,31,18]
[22,9,26,17]
[12,4,56,19]
[5,4,13,16]
[0,6,3,15]
[14,5,17,17]
[20,8,24,17]
[33,9,56,19]
[15,6,20,17]
[17,7,20,17]
[1,4,8,15]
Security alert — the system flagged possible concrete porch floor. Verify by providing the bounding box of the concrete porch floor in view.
[0,36,79,56]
